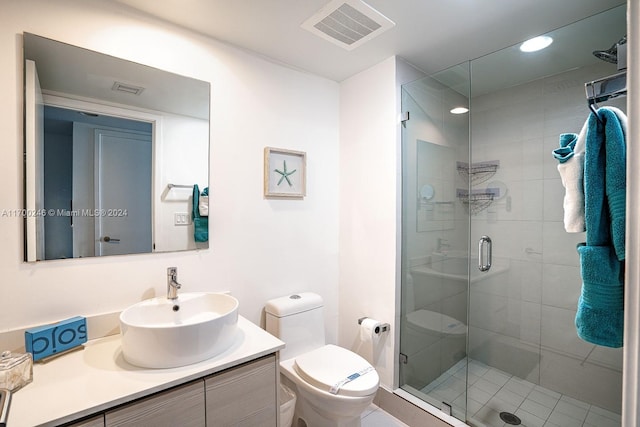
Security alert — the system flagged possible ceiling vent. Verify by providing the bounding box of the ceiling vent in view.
[111,81,145,95]
[301,0,395,50]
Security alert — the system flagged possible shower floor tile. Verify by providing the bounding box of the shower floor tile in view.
[419,358,621,427]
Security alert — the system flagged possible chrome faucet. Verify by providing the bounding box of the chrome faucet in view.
[167,267,182,300]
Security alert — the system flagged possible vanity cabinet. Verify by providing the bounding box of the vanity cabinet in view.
[205,354,277,426]
[8,317,285,427]
[105,381,205,426]
[61,354,277,427]
[66,415,105,427]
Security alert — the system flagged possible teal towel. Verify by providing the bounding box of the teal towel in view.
[576,107,626,348]
[576,244,624,347]
[583,108,626,259]
[603,113,626,261]
[192,184,208,243]
[553,132,578,163]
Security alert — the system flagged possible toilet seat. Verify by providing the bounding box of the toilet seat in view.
[293,344,379,397]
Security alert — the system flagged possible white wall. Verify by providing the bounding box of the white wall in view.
[338,56,424,389]
[0,0,339,342]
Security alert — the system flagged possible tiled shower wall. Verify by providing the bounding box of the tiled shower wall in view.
[468,60,624,413]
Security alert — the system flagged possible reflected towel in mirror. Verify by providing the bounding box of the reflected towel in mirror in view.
[193,185,208,242]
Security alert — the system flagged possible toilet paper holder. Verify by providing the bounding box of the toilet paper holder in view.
[357,317,390,334]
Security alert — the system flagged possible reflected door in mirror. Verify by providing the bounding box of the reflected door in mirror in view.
[94,129,152,256]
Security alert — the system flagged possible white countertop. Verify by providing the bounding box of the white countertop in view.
[7,316,285,427]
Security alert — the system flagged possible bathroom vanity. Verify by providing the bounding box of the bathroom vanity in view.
[6,317,284,427]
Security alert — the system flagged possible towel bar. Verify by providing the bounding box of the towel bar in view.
[167,183,193,189]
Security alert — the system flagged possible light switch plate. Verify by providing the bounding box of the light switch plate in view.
[174,212,190,226]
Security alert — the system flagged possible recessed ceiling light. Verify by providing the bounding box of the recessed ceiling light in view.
[520,36,553,53]
[450,107,469,114]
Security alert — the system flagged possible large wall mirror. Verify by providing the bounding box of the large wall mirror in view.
[23,33,210,262]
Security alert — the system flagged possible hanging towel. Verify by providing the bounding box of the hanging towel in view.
[554,107,628,233]
[575,245,624,347]
[575,107,626,348]
[554,120,588,232]
[605,106,629,252]
[608,106,628,138]
[192,184,208,243]
[582,108,626,259]
[199,187,209,217]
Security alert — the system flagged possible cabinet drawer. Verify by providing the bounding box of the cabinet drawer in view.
[65,414,105,427]
[106,380,205,427]
[205,355,277,427]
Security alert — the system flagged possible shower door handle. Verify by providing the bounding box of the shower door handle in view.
[478,235,492,272]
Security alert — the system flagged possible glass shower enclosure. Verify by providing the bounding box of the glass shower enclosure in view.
[400,5,626,426]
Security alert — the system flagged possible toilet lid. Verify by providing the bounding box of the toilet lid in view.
[294,344,379,397]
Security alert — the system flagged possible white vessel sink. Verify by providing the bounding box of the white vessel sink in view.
[120,292,239,368]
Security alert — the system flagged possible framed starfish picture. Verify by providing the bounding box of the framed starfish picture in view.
[264,147,307,198]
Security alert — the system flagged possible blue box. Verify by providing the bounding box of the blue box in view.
[25,316,87,361]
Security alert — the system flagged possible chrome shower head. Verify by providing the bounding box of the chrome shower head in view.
[593,35,627,64]
[593,49,618,63]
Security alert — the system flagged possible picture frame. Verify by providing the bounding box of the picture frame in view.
[264,147,306,198]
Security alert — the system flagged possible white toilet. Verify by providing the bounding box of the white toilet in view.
[265,292,380,427]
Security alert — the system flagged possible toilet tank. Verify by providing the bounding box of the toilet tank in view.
[265,293,325,361]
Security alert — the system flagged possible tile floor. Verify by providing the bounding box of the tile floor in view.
[361,404,410,427]
[421,359,621,427]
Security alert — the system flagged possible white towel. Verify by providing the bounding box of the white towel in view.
[557,120,588,232]
[199,195,209,217]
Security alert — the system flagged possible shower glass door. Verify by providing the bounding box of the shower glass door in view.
[400,5,625,427]
[399,62,471,422]
[466,7,624,426]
